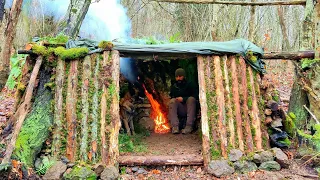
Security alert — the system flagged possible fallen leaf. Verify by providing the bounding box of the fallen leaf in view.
[151,169,161,174]
[25,43,33,50]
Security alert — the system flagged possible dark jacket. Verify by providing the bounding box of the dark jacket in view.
[169,80,198,103]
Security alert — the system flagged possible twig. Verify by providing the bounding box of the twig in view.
[300,152,320,167]
[292,171,319,179]
[303,105,320,124]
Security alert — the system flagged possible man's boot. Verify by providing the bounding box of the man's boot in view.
[172,127,179,134]
[182,126,193,134]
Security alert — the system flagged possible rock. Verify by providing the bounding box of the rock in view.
[43,161,67,180]
[67,163,75,168]
[271,118,282,128]
[60,156,69,164]
[253,151,274,164]
[234,161,257,173]
[228,149,243,162]
[100,165,119,180]
[34,158,42,170]
[259,161,281,171]
[94,163,105,177]
[63,166,97,180]
[207,160,235,177]
[272,148,289,168]
[137,168,148,174]
[131,166,139,172]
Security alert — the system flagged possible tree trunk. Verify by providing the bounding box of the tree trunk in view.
[119,155,203,166]
[155,0,306,6]
[248,0,256,42]
[0,0,23,90]
[301,0,315,51]
[277,6,290,51]
[61,0,91,39]
[0,0,5,22]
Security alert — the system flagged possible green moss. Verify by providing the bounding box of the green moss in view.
[289,112,296,119]
[98,41,114,50]
[71,8,77,13]
[301,58,320,69]
[32,45,48,56]
[284,115,296,137]
[63,166,97,180]
[13,90,53,167]
[211,149,221,160]
[54,47,89,60]
[39,34,69,44]
[297,125,320,151]
[247,98,253,109]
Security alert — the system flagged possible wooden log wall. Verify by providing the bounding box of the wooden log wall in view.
[197,55,266,162]
[50,51,120,165]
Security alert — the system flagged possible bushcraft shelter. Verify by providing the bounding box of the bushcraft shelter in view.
[9,39,269,168]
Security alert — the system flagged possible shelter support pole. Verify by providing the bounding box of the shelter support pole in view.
[197,55,211,168]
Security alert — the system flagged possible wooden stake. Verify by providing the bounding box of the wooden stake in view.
[213,56,227,158]
[106,50,121,166]
[197,55,211,168]
[248,67,262,150]
[66,60,79,162]
[224,56,235,148]
[239,57,254,152]
[1,55,43,164]
[52,58,65,157]
[230,56,244,151]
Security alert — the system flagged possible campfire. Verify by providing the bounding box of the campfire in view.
[143,85,170,133]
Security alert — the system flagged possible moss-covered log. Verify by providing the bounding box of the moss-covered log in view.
[239,57,253,152]
[66,60,79,162]
[197,55,211,168]
[230,56,244,151]
[13,69,53,167]
[213,56,227,158]
[52,58,65,157]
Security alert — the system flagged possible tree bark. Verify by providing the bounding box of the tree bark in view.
[119,155,203,166]
[277,6,290,51]
[61,0,91,38]
[197,55,211,169]
[0,0,23,89]
[248,0,256,42]
[262,51,315,59]
[315,1,320,58]
[155,0,306,6]
[0,0,5,22]
[1,55,43,165]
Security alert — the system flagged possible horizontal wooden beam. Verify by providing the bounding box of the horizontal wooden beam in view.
[154,0,306,6]
[18,50,315,60]
[118,155,203,166]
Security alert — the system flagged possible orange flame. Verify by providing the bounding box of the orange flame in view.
[143,85,170,133]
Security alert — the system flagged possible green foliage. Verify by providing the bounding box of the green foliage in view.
[211,149,221,160]
[36,157,55,175]
[120,167,126,175]
[278,138,291,147]
[297,124,320,151]
[301,58,320,69]
[38,34,69,44]
[98,41,114,50]
[169,32,181,43]
[54,47,89,60]
[6,54,26,90]
[119,134,147,153]
[288,112,296,119]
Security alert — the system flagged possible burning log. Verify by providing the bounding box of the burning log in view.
[119,155,203,166]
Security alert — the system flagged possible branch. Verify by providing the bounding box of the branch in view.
[153,0,306,6]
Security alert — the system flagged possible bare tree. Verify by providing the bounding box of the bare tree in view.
[0,0,23,89]
[60,0,91,38]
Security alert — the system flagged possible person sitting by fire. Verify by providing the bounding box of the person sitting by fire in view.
[169,68,197,134]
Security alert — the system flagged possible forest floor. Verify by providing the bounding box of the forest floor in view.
[0,60,319,179]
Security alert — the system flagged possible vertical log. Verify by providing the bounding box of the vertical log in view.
[230,56,244,151]
[205,56,219,152]
[1,56,43,164]
[315,1,320,58]
[66,60,79,162]
[106,50,121,166]
[52,58,65,157]
[101,51,110,164]
[213,56,227,158]
[223,56,235,148]
[248,67,262,150]
[90,55,101,162]
[197,55,211,168]
[239,57,253,152]
[80,56,92,161]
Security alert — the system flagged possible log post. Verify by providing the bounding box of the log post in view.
[239,57,254,152]
[224,56,235,148]
[197,55,211,168]
[101,51,110,164]
[106,50,121,166]
[230,56,244,151]
[213,56,227,158]
[80,56,92,161]
[248,67,262,150]
[52,58,65,157]
[1,55,43,164]
[66,60,79,162]
[119,155,203,166]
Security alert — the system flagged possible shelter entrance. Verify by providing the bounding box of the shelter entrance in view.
[118,57,204,165]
